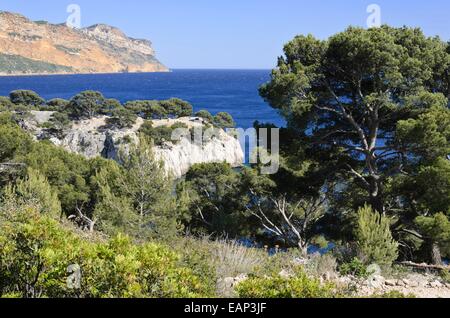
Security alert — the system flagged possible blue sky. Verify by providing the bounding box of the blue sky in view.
[1,0,449,69]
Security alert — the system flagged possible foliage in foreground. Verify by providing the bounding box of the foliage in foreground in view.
[235,269,337,298]
[370,291,416,298]
[0,206,212,298]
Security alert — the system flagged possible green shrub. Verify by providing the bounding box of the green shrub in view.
[0,123,34,162]
[18,141,92,217]
[415,212,450,260]
[140,124,172,145]
[195,110,214,123]
[0,207,212,298]
[66,91,106,119]
[440,270,450,284]
[139,121,190,145]
[105,108,137,129]
[311,235,330,249]
[213,112,235,128]
[0,96,14,110]
[42,112,71,137]
[9,90,45,107]
[167,98,193,117]
[0,112,15,125]
[101,98,122,116]
[355,205,399,265]
[235,269,337,298]
[306,253,338,279]
[173,237,219,296]
[45,98,69,110]
[5,168,62,218]
[371,291,416,298]
[251,249,303,277]
[124,98,192,119]
[339,257,369,278]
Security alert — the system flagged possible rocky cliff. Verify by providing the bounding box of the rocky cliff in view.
[0,11,168,75]
[26,111,244,179]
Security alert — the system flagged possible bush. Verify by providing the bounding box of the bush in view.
[0,123,34,162]
[4,168,62,218]
[250,249,303,277]
[0,112,15,125]
[139,121,190,146]
[101,98,122,116]
[214,112,235,128]
[142,125,174,145]
[173,237,219,296]
[195,110,214,123]
[19,140,93,217]
[355,205,398,265]
[66,91,106,119]
[415,212,450,261]
[0,96,14,110]
[371,291,416,298]
[339,257,369,278]
[167,98,193,117]
[105,108,137,129]
[45,98,69,110]
[0,208,212,298]
[42,112,71,137]
[125,100,164,119]
[9,90,45,107]
[235,269,337,298]
[440,270,450,284]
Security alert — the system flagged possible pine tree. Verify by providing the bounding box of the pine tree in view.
[93,164,138,235]
[355,205,399,265]
[119,135,180,239]
[6,168,62,218]
[415,213,450,265]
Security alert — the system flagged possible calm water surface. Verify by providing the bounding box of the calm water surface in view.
[0,69,285,128]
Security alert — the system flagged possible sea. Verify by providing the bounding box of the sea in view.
[0,69,285,129]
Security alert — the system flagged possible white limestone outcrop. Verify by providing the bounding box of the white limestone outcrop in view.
[27,111,244,178]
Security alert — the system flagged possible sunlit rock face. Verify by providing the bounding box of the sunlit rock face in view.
[0,11,168,75]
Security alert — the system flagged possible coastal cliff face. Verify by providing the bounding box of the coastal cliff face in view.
[26,111,244,179]
[0,11,168,75]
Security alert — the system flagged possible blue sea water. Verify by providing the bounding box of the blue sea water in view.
[0,69,285,128]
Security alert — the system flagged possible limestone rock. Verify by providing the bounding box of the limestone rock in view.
[368,275,385,289]
[0,11,168,75]
[27,113,244,179]
[429,281,443,288]
[385,279,397,286]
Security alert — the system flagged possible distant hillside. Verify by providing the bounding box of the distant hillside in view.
[0,11,169,75]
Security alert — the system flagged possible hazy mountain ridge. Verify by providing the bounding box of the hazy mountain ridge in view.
[0,11,168,75]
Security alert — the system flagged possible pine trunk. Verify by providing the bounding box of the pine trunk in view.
[431,242,442,265]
